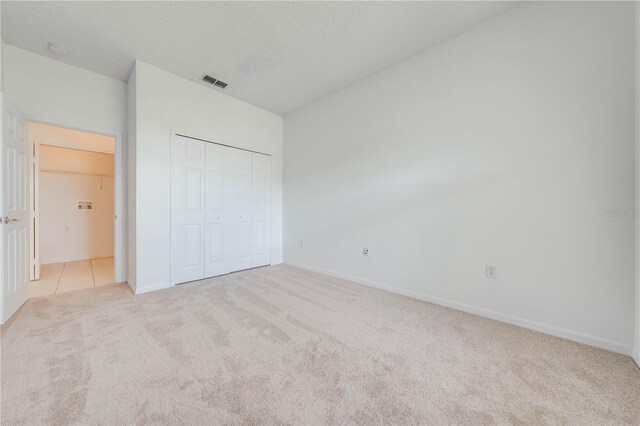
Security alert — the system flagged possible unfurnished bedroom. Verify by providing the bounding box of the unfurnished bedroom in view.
[0,1,639,425]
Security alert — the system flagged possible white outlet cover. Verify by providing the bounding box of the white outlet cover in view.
[486,265,496,279]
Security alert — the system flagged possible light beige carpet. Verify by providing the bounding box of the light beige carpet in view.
[1,265,639,425]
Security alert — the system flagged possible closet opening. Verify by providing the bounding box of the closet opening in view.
[28,122,116,297]
[170,133,271,285]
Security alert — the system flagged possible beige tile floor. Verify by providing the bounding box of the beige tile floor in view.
[28,257,115,298]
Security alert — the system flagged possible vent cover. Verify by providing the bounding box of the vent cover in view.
[201,74,228,89]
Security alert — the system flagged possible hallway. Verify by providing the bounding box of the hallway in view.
[28,257,115,297]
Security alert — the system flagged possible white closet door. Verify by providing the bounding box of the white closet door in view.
[204,143,230,277]
[251,153,270,267]
[225,148,252,272]
[171,136,205,284]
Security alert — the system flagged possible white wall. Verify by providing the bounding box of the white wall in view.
[39,144,114,175]
[39,145,114,264]
[129,61,283,293]
[4,45,128,282]
[127,65,137,289]
[1,38,5,92]
[4,46,125,135]
[634,1,640,367]
[1,39,5,323]
[284,2,636,355]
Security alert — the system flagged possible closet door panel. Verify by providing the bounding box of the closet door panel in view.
[251,153,271,267]
[204,143,230,277]
[226,149,252,272]
[171,136,205,284]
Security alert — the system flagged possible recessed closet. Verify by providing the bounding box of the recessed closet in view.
[170,134,271,285]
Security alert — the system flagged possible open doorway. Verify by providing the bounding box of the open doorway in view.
[28,122,116,297]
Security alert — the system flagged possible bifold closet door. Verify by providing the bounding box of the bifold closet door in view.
[171,136,205,284]
[172,136,271,285]
[251,153,270,267]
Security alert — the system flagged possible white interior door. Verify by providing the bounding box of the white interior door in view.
[226,148,252,273]
[251,153,271,267]
[2,104,29,323]
[204,143,230,277]
[170,136,205,284]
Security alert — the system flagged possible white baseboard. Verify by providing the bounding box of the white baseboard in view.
[133,281,173,295]
[284,260,633,356]
[633,347,639,368]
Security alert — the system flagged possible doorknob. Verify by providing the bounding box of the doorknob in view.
[3,216,18,224]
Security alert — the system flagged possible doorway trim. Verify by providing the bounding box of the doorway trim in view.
[28,119,126,284]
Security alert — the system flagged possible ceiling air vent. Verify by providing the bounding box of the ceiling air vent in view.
[201,74,228,89]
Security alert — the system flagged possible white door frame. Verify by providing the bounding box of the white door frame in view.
[29,133,39,280]
[28,119,126,284]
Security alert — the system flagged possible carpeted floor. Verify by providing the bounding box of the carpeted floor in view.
[1,264,639,425]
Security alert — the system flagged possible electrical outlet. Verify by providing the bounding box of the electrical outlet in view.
[299,239,304,248]
[363,247,369,257]
[486,265,496,279]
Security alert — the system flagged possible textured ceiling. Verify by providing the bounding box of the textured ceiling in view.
[1,1,520,115]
